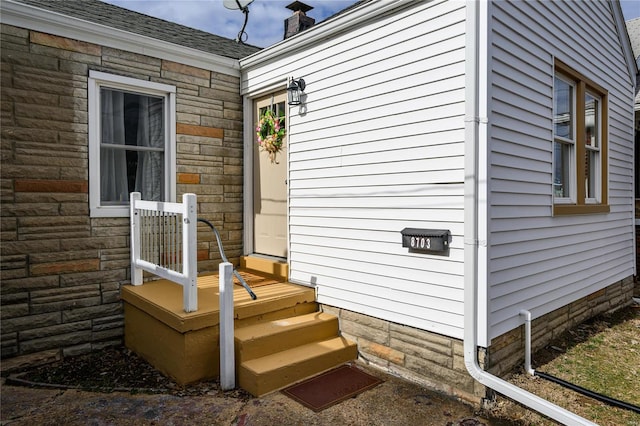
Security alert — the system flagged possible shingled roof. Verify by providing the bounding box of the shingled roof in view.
[15,0,261,59]
[626,17,640,104]
[627,17,640,63]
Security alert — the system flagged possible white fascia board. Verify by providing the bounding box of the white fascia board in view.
[1,0,240,77]
[239,0,415,72]
[241,78,289,100]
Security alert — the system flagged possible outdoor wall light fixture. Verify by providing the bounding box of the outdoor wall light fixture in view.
[287,77,306,106]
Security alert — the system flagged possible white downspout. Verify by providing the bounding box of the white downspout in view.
[462,2,596,425]
[520,310,535,376]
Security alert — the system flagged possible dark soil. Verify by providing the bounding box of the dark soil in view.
[5,346,251,400]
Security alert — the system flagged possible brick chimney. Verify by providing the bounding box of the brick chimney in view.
[284,1,315,39]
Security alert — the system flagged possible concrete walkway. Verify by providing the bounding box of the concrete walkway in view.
[1,365,514,426]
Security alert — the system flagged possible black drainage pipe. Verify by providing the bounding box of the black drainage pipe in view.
[534,370,640,415]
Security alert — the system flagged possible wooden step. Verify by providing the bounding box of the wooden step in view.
[122,276,319,385]
[234,282,315,321]
[234,301,319,329]
[235,312,340,362]
[240,256,288,281]
[238,336,358,397]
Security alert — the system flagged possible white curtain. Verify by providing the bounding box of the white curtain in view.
[100,90,128,203]
[135,96,164,201]
[100,90,164,203]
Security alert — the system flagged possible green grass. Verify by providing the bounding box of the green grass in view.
[496,305,640,426]
[543,315,639,407]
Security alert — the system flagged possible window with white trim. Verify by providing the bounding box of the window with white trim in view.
[552,60,609,215]
[88,71,176,217]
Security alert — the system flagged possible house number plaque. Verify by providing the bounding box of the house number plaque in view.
[410,236,432,250]
[400,228,450,255]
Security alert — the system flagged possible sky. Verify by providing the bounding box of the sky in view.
[102,0,640,49]
[102,0,359,48]
[621,0,640,21]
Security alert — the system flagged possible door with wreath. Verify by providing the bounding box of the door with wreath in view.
[253,92,287,258]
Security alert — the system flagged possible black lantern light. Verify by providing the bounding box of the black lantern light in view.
[287,77,306,106]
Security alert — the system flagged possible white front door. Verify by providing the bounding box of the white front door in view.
[253,92,288,258]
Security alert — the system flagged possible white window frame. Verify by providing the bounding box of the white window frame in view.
[552,73,577,205]
[584,90,602,205]
[88,70,176,217]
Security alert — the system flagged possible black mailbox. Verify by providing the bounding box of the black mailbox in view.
[401,228,450,254]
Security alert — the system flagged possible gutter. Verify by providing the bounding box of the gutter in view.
[1,0,240,76]
[462,1,597,425]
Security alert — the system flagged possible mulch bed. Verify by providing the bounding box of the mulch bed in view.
[3,346,251,399]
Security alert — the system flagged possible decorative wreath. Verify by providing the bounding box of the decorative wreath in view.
[256,109,285,164]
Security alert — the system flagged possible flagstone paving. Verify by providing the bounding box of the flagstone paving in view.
[1,365,515,426]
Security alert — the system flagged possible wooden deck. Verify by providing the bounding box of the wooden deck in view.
[120,268,318,385]
[121,259,355,394]
[121,270,315,333]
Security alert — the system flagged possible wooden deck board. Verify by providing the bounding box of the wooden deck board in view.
[121,269,315,333]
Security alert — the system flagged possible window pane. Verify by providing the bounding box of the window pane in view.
[133,94,165,149]
[135,151,164,201]
[100,88,165,203]
[276,101,286,129]
[585,149,598,200]
[259,102,286,128]
[100,146,129,204]
[553,141,571,198]
[584,93,598,149]
[554,76,573,139]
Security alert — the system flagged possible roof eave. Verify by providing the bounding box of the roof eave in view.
[1,0,241,76]
[612,0,638,87]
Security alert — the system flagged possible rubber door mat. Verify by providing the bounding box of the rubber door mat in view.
[281,364,383,412]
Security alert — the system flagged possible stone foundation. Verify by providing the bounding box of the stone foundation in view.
[323,276,635,406]
[487,275,635,378]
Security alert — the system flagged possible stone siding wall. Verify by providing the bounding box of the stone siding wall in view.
[324,276,634,406]
[320,305,487,405]
[0,24,244,361]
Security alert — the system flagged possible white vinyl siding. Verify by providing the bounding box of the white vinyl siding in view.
[242,0,634,346]
[244,0,468,339]
[487,0,634,340]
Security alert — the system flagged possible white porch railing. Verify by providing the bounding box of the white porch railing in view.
[129,192,241,389]
[130,192,198,312]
